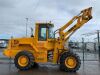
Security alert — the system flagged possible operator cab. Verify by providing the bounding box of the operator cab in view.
[35,23,54,41]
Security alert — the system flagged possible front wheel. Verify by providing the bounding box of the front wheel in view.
[60,51,81,72]
[14,51,34,70]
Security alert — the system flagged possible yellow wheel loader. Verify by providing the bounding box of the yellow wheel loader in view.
[3,7,92,72]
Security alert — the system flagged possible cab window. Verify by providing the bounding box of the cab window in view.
[38,25,47,41]
[48,27,54,39]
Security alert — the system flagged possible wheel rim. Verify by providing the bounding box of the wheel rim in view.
[18,55,29,67]
[65,56,77,69]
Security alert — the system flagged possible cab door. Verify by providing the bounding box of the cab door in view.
[36,24,48,63]
[38,25,47,41]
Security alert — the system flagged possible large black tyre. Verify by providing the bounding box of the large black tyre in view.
[60,51,81,72]
[14,51,34,71]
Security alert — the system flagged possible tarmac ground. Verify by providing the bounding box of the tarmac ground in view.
[0,60,100,75]
[0,48,100,75]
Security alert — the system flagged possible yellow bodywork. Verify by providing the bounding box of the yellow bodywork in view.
[3,37,54,63]
[3,7,92,64]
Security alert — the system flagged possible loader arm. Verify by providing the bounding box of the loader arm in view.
[59,7,92,41]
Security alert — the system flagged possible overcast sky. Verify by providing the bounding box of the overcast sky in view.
[0,0,99,41]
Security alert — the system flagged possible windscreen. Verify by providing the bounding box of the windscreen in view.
[48,27,54,39]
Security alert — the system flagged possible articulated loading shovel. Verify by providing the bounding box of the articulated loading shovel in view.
[3,7,92,72]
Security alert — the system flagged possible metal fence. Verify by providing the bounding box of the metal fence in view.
[68,42,99,61]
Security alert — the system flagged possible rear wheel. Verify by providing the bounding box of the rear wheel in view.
[14,51,34,70]
[60,51,81,72]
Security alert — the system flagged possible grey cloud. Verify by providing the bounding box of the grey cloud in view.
[0,0,18,8]
[0,0,99,41]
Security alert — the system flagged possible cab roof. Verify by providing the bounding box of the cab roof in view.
[36,22,54,27]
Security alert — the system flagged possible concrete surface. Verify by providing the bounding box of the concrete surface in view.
[0,48,100,75]
[0,60,100,75]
